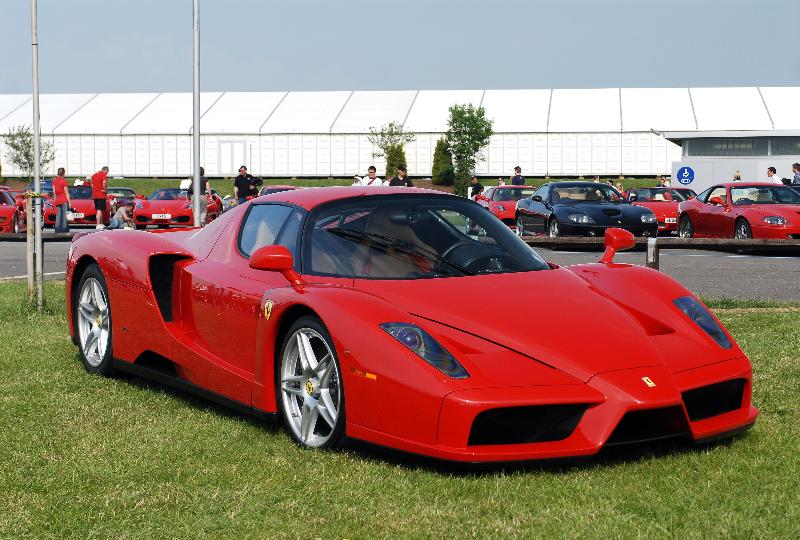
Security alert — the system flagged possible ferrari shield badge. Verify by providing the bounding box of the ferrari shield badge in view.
[263,299,274,321]
[641,376,656,388]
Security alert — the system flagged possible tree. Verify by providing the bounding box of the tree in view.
[3,125,55,182]
[384,144,407,180]
[444,104,493,197]
[431,137,454,186]
[367,121,415,177]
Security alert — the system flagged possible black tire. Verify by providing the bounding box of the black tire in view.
[276,316,346,450]
[734,219,752,239]
[12,215,19,234]
[678,216,694,238]
[548,218,560,238]
[73,264,115,376]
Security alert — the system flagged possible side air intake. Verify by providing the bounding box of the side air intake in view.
[148,255,191,322]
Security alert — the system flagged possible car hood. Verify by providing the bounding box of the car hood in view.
[743,204,800,221]
[139,200,189,213]
[354,269,666,382]
[555,202,650,224]
[633,201,678,219]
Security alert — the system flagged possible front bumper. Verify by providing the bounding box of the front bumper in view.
[347,356,757,462]
[750,223,800,239]
[559,221,658,237]
[134,213,193,227]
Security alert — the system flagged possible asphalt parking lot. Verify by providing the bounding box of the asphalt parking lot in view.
[1,238,798,301]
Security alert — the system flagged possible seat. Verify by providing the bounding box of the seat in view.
[352,210,436,278]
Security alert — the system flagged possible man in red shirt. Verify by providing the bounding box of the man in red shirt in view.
[52,167,71,233]
[91,166,109,229]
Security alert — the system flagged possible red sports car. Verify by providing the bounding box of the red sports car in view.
[66,187,757,462]
[678,182,800,239]
[476,185,536,228]
[134,188,221,228]
[0,189,26,233]
[43,186,112,227]
[626,187,696,234]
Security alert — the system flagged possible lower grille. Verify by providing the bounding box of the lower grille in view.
[468,404,586,446]
[682,378,745,422]
[606,406,689,446]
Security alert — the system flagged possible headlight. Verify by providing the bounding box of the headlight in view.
[380,323,469,378]
[762,216,787,226]
[184,203,192,210]
[567,213,594,224]
[135,201,143,209]
[641,213,657,223]
[673,296,732,349]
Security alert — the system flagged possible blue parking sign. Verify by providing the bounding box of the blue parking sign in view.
[677,166,694,185]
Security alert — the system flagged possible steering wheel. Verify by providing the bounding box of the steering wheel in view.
[435,241,514,274]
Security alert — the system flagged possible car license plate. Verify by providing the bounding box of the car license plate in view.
[72,212,84,219]
[665,217,677,224]
[152,213,171,219]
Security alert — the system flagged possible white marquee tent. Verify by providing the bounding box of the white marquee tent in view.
[0,87,794,179]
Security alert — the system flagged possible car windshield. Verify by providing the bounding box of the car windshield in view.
[492,188,536,202]
[148,188,187,201]
[304,195,550,279]
[731,186,800,205]
[107,187,136,198]
[551,184,623,204]
[630,188,693,202]
[67,186,93,199]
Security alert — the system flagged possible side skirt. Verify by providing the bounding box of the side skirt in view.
[112,358,275,421]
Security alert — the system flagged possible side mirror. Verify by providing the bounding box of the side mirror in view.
[599,228,635,264]
[709,196,725,206]
[628,194,638,202]
[135,194,145,199]
[531,195,543,203]
[249,245,304,287]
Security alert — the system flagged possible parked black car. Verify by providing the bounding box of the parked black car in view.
[515,182,658,237]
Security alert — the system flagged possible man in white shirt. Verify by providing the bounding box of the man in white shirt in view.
[766,167,783,184]
[352,165,384,186]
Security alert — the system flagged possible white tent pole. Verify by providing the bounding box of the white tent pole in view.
[192,0,201,227]
[31,0,45,311]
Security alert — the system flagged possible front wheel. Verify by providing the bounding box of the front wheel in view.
[277,316,345,450]
[74,264,115,376]
[548,218,560,238]
[734,219,752,239]
[678,216,694,238]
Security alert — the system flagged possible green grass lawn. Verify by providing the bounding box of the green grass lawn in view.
[1,281,797,538]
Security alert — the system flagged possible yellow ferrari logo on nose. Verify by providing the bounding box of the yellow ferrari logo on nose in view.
[642,376,656,388]
[305,380,314,395]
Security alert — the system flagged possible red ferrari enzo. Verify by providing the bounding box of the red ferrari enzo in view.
[134,188,221,228]
[626,187,696,234]
[66,187,757,462]
[678,182,800,239]
[476,185,536,228]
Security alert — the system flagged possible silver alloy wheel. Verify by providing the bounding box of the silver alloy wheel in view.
[13,216,19,234]
[735,220,751,239]
[679,218,692,238]
[77,277,110,368]
[548,219,559,237]
[280,328,341,448]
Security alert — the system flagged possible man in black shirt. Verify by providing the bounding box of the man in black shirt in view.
[470,175,484,199]
[388,164,414,187]
[511,166,525,185]
[233,165,261,205]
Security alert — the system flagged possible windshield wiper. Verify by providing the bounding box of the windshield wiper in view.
[326,227,473,276]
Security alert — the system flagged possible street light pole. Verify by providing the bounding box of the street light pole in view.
[31,0,45,311]
[192,0,201,227]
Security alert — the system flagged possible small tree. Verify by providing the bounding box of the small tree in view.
[384,145,407,180]
[431,137,454,186]
[4,125,55,182]
[444,104,493,197]
[368,121,415,176]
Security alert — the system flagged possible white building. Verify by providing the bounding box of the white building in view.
[2,87,787,179]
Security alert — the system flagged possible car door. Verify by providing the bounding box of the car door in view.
[185,203,303,404]
[695,186,727,237]
[521,186,550,233]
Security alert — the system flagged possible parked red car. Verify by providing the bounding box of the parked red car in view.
[678,182,800,239]
[476,185,536,228]
[134,188,221,228]
[0,189,26,233]
[66,187,756,463]
[626,187,696,234]
[43,186,112,227]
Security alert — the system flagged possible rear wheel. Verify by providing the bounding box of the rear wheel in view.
[678,216,694,238]
[12,215,19,234]
[548,218,560,238]
[515,215,525,236]
[74,264,115,376]
[277,316,345,450]
[734,219,752,239]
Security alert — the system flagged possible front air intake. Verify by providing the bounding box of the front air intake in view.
[606,406,689,446]
[682,379,745,422]
[468,404,587,446]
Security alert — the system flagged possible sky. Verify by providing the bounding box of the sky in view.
[2,0,799,94]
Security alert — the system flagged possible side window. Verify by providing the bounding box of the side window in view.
[706,187,727,205]
[483,188,494,200]
[533,186,548,201]
[238,204,295,257]
[696,187,713,203]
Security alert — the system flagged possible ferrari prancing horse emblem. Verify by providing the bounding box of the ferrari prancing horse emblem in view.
[263,299,274,321]
[642,376,656,388]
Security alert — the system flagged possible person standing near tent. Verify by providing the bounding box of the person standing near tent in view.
[52,167,71,233]
[187,166,211,225]
[352,165,384,186]
[234,165,259,205]
[91,166,109,229]
[388,164,413,187]
[511,166,525,185]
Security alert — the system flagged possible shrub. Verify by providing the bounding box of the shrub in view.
[431,138,454,186]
